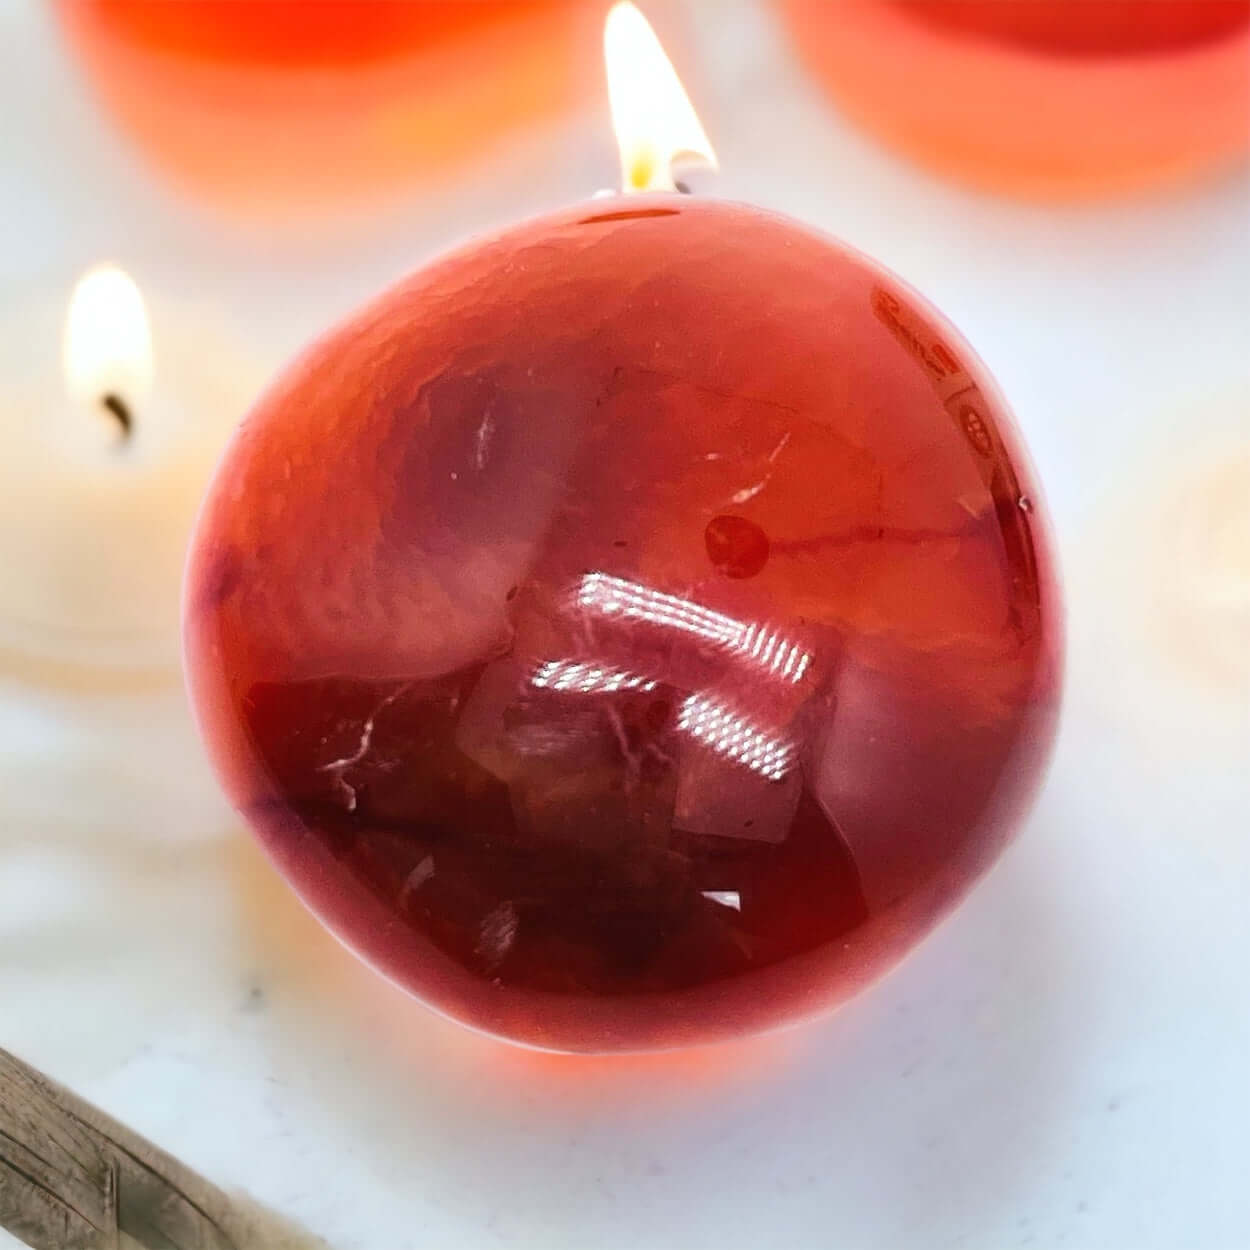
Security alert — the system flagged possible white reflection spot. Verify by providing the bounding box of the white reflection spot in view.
[531,658,658,694]
[701,890,742,911]
[576,573,811,683]
[677,692,794,781]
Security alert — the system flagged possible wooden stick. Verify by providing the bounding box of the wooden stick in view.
[0,1046,239,1250]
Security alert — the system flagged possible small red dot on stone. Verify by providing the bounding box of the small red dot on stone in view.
[705,514,770,579]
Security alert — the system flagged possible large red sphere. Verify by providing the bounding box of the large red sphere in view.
[184,197,1061,1052]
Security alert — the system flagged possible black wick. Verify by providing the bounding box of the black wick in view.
[101,392,134,441]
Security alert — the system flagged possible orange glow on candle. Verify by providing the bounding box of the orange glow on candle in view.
[56,1,600,222]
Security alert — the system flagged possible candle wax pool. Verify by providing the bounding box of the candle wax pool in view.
[185,197,1061,1052]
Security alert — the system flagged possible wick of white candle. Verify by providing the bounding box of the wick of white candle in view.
[100,392,135,442]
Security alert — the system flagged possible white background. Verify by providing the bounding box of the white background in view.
[1,2,1247,1247]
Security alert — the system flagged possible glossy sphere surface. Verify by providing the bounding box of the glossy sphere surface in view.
[56,0,595,221]
[185,198,1061,1051]
[778,0,1250,199]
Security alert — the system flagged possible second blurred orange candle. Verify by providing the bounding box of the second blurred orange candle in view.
[778,0,1250,199]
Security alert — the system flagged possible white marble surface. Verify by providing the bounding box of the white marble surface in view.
[1,2,1247,1247]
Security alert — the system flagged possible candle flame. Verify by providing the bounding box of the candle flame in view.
[63,264,154,414]
[604,2,716,193]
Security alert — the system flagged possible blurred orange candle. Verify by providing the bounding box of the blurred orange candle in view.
[777,0,1250,199]
[56,0,599,221]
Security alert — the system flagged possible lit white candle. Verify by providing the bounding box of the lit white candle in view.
[0,265,262,683]
[604,1,716,193]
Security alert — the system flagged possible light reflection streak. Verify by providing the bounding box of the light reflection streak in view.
[676,692,794,781]
[577,572,810,683]
[531,658,657,694]
[525,574,810,783]
[527,658,795,781]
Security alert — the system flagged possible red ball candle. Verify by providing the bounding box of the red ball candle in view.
[778,0,1250,199]
[184,7,1061,1052]
[56,0,598,221]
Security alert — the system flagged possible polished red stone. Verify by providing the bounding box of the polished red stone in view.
[184,197,1061,1052]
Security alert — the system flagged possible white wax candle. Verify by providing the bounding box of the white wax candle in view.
[0,266,263,684]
